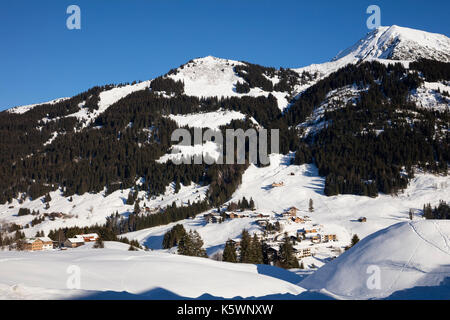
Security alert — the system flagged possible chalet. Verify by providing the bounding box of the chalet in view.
[39,237,54,250]
[298,228,318,235]
[24,237,54,251]
[287,207,299,217]
[24,238,43,251]
[255,213,270,219]
[296,248,312,259]
[291,216,305,224]
[204,214,221,224]
[311,235,321,243]
[227,212,238,219]
[321,234,338,242]
[64,237,85,248]
[75,233,99,242]
[271,182,284,188]
[256,219,269,227]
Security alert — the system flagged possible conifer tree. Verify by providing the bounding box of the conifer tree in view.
[134,201,140,214]
[162,224,187,249]
[222,239,237,263]
[126,191,134,205]
[178,230,207,258]
[278,233,299,269]
[250,234,263,264]
[350,234,360,248]
[239,229,251,263]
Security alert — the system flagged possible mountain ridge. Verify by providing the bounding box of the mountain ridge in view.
[6,25,450,114]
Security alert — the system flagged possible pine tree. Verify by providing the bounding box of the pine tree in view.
[44,193,52,203]
[134,201,140,214]
[309,198,314,212]
[350,234,360,248]
[162,224,187,249]
[249,234,263,264]
[178,230,207,258]
[249,198,255,210]
[222,239,237,263]
[175,177,181,193]
[423,203,433,219]
[126,191,134,205]
[278,234,299,269]
[239,229,251,263]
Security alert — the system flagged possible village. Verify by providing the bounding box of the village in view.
[202,192,359,267]
[22,233,99,251]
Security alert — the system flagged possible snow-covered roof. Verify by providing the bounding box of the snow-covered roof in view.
[67,238,85,243]
[38,237,53,243]
[75,233,98,238]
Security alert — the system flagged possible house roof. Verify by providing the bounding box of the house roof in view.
[75,233,99,238]
[38,237,53,242]
[67,237,85,243]
[25,238,42,244]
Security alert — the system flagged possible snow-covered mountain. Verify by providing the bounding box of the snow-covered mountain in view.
[6,25,450,118]
[334,25,450,63]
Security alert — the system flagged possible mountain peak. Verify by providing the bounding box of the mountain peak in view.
[333,25,450,62]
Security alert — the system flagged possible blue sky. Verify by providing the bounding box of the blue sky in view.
[1,0,449,110]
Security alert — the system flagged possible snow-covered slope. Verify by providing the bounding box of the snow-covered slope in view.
[7,97,70,114]
[230,154,449,241]
[0,182,208,239]
[334,25,450,62]
[300,220,450,300]
[167,109,259,130]
[167,56,291,111]
[0,242,305,299]
[409,81,450,111]
[71,81,152,128]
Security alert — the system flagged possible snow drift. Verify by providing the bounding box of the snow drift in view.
[300,220,450,300]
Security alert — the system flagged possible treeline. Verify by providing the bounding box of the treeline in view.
[423,201,449,220]
[234,62,313,95]
[410,58,450,82]
[150,77,185,95]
